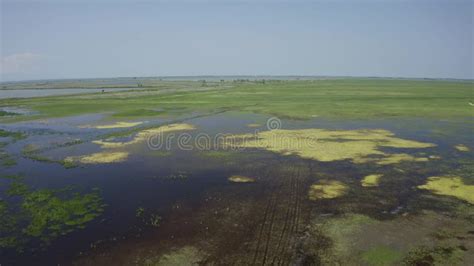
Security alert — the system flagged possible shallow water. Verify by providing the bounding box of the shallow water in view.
[0,88,140,99]
[0,112,473,265]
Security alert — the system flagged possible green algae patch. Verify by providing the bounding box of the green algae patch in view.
[93,123,196,149]
[403,245,464,266]
[320,214,377,258]
[22,143,78,168]
[454,144,470,152]
[0,110,19,117]
[361,174,383,187]
[418,176,474,204]
[1,147,17,167]
[0,129,26,141]
[148,246,203,266]
[308,180,348,200]
[68,151,129,164]
[362,246,402,266]
[225,128,435,164]
[228,175,255,183]
[22,190,104,240]
[0,180,105,251]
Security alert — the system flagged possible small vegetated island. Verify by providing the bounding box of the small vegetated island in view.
[0,77,473,265]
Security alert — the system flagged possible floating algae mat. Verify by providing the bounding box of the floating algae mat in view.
[67,151,129,164]
[66,123,196,164]
[361,174,383,187]
[92,123,196,149]
[308,180,348,200]
[225,128,435,164]
[80,121,144,129]
[418,176,474,204]
[228,175,255,183]
[454,144,470,152]
[246,123,261,128]
[0,177,105,251]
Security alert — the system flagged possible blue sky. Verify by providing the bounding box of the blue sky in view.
[1,0,472,81]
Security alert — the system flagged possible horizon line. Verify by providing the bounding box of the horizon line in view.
[2,74,473,84]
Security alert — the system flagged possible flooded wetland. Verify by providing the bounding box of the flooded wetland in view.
[0,78,473,265]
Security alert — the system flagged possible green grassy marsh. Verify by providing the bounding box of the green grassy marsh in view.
[1,79,472,122]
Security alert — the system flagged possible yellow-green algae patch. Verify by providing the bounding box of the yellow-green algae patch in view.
[68,151,129,164]
[225,128,435,164]
[366,153,429,165]
[418,176,474,204]
[455,144,470,152]
[93,123,196,149]
[228,175,255,183]
[79,121,143,129]
[361,174,383,187]
[246,123,261,128]
[308,180,348,200]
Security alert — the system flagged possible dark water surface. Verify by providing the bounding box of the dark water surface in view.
[1,112,473,265]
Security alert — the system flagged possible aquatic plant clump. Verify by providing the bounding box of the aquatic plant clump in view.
[21,190,105,240]
[308,180,348,200]
[225,128,435,164]
[403,245,464,265]
[361,174,383,187]
[76,151,129,164]
[454,144,470,152]
[418,176,474,204]
[228,175,255,183]
[0,145,17,167]
[0,110,19,116]
[0,180,105,250]
[0,129,26,141]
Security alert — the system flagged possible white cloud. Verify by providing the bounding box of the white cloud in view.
[0,53,43,74]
